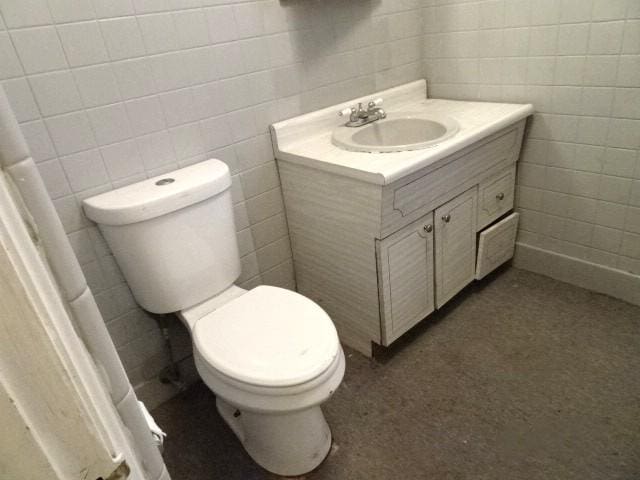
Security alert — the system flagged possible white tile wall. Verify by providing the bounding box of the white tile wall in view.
[423,0,640,277]
[0,0,425,389]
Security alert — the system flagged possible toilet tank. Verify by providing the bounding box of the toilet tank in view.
[83,160,241,314]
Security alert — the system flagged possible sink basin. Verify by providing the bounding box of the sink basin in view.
[332,112,459,153]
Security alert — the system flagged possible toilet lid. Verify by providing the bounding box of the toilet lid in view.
[193,286,340,387]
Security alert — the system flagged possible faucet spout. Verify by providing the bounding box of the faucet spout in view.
[338,98,386,128]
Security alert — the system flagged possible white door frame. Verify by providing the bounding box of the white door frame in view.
[0,171,147,480]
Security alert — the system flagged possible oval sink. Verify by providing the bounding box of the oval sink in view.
[332,112,459,153]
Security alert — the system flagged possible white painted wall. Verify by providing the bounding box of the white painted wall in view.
[0,0,425,403]
[423,0,640,283]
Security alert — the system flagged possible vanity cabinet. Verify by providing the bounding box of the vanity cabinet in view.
[277,120,527,357]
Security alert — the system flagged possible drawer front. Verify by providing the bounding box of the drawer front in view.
[476,212,519,280]
[477,165,515,230]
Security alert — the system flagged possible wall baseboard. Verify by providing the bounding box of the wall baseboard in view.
[514,243,640,307]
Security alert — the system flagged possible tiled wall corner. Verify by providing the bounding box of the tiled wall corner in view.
[423,0,640,278]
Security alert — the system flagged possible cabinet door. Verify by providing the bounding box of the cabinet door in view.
[376,212,435,346]
[435,187,478,308]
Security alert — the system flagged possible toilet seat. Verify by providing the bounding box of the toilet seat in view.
[192,286,341,388]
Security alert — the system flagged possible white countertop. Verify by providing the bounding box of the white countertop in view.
[271,80,534,185]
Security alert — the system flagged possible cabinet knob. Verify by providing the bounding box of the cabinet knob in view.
[442,214,451,223]
[496,192,505,200]
[423,224,433,233]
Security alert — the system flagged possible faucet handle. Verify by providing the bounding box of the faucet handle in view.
[338,107,356,117]
[368,98,383,108]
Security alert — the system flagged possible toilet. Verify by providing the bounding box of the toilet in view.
[83,159,345,476]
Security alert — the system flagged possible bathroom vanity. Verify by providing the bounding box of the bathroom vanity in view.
[271,80,534,357]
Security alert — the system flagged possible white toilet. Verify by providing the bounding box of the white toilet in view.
[83,159,345,476]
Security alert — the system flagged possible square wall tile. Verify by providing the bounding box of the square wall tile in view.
[58,21,109,67]
[559,0,592,24]
[626,206,640,234]
[20,120,57,162]
[100,139,143,180]
[99,17,146,61]
[37,159,71,198]
[0,0,52,28]
[598,175,632,204]
[112,58,156,99]
[557,24,589,55]
[592,0,627,21]
[11,26,67,73]
[149,51,192,92]
[612,88,640,119]
[595,200,627,229]
[173,9,209,48]
[205,6,238,44]
[46,111,97,155]
[603,148,637,177]
[607,119,640,150]
[73,64,121,108]
[169,122,205,160]
[60,149,109,192]
[125,96,166,136]
[2,78,40,121]
[233,2,265,39]
[0,32,23,79]
[158,88,198,127]
[135,130,175,170]
[137,13,179,54]
[48,0,95,23]
[200,115,233,151]
[133,0,170,14]
[622,20,640,54]
[29,70,83,116]
[591,225,623,253]
[87,103,132,146]
[616,55,640,87]
[92,0,134,18]
[588,21,624,55]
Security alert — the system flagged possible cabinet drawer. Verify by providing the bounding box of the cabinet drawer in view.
[477,165,515,230]
[476,212,519,280]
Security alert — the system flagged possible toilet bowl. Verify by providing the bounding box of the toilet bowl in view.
[82,160,345,476]
[181,285,345,475]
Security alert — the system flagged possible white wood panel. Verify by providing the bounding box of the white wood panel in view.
[377,212,435,345]
[435,187,478,308]
[477,165,516,230]
[278,161,383,357]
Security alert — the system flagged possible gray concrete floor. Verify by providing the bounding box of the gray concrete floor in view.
[152,267,640,479]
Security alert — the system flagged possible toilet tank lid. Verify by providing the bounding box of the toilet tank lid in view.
[82,159,231,226]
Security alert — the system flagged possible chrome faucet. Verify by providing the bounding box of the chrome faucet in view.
[338,98,386,127]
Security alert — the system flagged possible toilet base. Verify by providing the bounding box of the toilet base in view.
[216,397,332,476]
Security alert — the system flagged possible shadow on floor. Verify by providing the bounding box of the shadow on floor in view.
[152,267,640,479]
